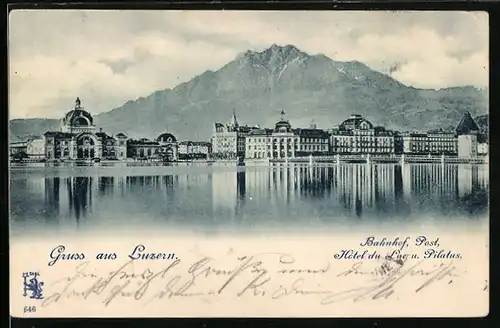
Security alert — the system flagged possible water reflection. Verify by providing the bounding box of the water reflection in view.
[10,164,489,231]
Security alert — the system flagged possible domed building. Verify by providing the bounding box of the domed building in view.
[338,114,374,131]
[156,132,178,161]
[330,114,394,154]
[126,131,179,161]
[59,97,96,134]
[274,119,293,134]
[244,110,329,160]
[43,98,128,160]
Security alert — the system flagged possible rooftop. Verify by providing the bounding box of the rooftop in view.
[456,112,480,135]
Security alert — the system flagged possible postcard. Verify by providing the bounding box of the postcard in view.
[9,10,489,318]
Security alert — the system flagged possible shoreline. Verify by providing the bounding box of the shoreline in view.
[10,154,488,168]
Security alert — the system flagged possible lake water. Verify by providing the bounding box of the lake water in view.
[9,163,489,236]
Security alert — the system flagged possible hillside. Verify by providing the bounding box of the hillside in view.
[9,44,489,142]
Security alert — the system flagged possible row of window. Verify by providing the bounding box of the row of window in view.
[331,148,393,152]
[428,138,455,141]
[432,146,456,149]
[332,141,393,146]
[353,130,375,135]
[247,138,328,144]
[248,144,328,150]
[248,152,295,159]
[332,137,393,141]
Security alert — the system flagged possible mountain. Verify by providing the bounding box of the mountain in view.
[9,44,489,142]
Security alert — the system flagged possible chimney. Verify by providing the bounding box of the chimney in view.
[100,128,103,133]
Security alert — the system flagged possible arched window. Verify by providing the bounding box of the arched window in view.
[77,136,95,146]
[73,117,89,126]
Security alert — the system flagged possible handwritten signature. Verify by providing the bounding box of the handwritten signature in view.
[40,254,459,308]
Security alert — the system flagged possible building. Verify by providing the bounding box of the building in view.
[156,132,178,161]
[9,136,45,159]
[212,110,256,159]
[295,127,330,156]
[427,130,457,155]
[127,138,160,159]
[127,132,178,161]
[458,135,478,158]
[395,130,458,155]
[329,114,395,154]
[266,116,296,159]
[478,142,489,156]
[395,132,429,155]
[115,133,128,159]
[245,111,329,160]
[456,112,480,158]
[245,129,273,159]
[43,98,128,160]
[178,141,212,160]
[96,131,128,159]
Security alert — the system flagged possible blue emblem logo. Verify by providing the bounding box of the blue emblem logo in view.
[22,272,44,300]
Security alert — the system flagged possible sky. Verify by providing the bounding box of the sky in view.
[9,10,489,119]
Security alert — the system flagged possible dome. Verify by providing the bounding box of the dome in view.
[274,120,292,132]
[156,132,177,143]
[63,98,94,126]
[339,114,373,130]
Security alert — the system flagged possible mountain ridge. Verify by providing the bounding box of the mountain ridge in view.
[9,44,489,142]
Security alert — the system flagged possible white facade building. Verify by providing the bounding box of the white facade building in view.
[245,112,329,160]
[212,111,255,159]
[458,134,478,158]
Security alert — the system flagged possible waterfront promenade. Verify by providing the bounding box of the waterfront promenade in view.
[267,154,488,165]
[10,153,488,167]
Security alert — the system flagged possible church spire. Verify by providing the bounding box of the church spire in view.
[75,97,81,109]
[231,109,239,128]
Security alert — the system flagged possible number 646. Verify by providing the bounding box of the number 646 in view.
[23,306,36,313]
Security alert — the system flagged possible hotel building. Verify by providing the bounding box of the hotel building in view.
[244,112,329,160]
[212,111,256,159]
[393,112,483,156]
[178,141,212,160]
[329,114,395,154]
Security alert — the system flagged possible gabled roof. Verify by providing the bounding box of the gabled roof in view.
[456,112,480,135]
